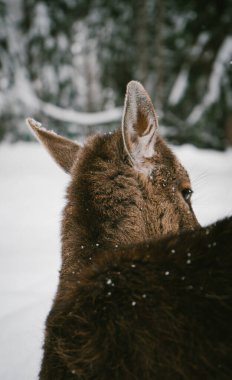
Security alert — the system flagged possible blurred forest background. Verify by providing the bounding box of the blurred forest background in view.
[0,0,232,149]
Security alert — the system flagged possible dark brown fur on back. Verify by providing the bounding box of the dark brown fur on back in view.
[41,217,232,380]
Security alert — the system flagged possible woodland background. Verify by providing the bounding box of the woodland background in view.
[0,0,232,149]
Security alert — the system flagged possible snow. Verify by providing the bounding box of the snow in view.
[7,64,123,126]
[33,3,50,37]
[174,144,232,222]
[191,32,209,59]
[15,68,40,110]
[168,68,188,106]
[0,142,232,379]
[7,66,122,125]
[40,101,123,126]
[188,36,232,124]
[1,4,121,128]
[168,32,209,106]
[0,143,68,380]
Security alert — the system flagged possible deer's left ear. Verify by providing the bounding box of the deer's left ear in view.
[122,81,158,175]
[26,118,81,173]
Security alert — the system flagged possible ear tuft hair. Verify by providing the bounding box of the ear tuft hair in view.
[26,118,81,173]
[122,81,159,175]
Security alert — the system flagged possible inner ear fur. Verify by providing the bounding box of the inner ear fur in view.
[122,81,159,172]
[26,118,80,173]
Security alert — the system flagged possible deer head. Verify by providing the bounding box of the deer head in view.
[26,81,199,262]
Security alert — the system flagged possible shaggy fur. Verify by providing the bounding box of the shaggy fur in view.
[41,218,232,380]
[26,81,232,380]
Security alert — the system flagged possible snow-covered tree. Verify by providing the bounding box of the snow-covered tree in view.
[0,0,231,148]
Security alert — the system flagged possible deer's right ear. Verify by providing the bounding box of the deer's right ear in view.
[122,81,159,175]
[26,118,80,174]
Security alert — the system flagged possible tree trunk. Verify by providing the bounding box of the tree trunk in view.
[154,0,165,109]
[135,0,149,87]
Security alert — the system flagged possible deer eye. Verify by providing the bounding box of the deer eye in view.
[182,188,193,202]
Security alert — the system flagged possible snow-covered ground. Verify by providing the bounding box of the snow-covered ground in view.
[0,142,232,380]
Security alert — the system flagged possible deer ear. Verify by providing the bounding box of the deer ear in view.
[122,81,159,175]
[26,118,80,173]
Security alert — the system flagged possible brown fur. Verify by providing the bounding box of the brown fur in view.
[26,81,232,380]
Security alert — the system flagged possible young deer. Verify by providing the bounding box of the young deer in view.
[27,81,232,380]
